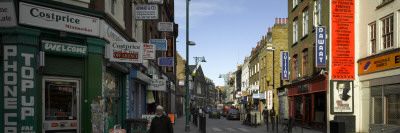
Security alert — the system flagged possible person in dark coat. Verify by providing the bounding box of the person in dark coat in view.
[262,107,269,130]
[149,105,173,133]
[270,107,276,131]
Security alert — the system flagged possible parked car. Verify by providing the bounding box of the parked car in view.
[205,107,211,113]
[223,105,235,117]
[209,108,221,119]
[226,109,240,120]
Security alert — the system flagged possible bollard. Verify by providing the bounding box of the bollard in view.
[276,116,278,133]
[203,114,207,133]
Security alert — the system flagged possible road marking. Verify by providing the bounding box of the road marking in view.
[238,128,250,132]
[212,127,222,132]
[225,128,236,132]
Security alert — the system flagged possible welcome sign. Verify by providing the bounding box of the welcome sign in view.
[19,2,100,36]
[42,40,87,56]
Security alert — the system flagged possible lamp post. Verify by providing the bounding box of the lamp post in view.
[185,0,195,131]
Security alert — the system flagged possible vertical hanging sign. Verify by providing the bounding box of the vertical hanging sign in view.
[315,26,326,68]
[331,0,355,80]
[166,37,174,73]
[281,51,289,80]
[3,45,37,133]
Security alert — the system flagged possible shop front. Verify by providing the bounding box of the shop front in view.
[358,49,400,132]
[287,74,327,130]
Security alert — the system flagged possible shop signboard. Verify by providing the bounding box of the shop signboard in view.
[143,44,155,60]
[148,0,163,4]
[150,39,167,51]
[267,90,272,110]
[108,41,143,63]
[135,5,158,20]
[0,0,17,27]
[242,91,250,96]
[281,51,289,80]
[315,26,326,68]
[3,45,38,133]
[101,21,127,42]
[42,40,87,57]
[358,51,400,75]
[253,93,260,99]
[331,80,354,114]
[142,115,155,130]
[19,2,100,37]
[331,0,355,80]
[148,79,167,92]
[259,92,266,99]
[158,22,174,32]
[158,57,174,67]
[166,37,174,73]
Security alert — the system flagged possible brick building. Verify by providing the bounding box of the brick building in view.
[287,0,330,131]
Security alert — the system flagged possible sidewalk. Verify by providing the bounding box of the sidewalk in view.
[261,122,325,133]
[173,115,200,133]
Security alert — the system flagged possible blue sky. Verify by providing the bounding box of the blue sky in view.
[174,0,288,86]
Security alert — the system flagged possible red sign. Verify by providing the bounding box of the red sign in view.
[331,0,355,80]
[113,52,139,59]
[166,37,174,73]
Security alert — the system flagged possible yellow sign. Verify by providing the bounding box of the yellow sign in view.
[358,51,400,74]
[242,91,250,96]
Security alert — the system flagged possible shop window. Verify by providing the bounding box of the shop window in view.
[293,54,299,80]
[370,84,400,126]
[381,15,393,49]
[105,72,122,129]
[303,7,309,36]
[44,80,78,120]
[303,49,308,77]
[370,22,377,54]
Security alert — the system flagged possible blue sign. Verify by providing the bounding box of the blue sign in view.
[150,39,167,51]
[158,57,174,67]
[281,51,289,80]
[315,26,326,68]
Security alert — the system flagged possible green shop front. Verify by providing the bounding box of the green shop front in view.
[1,1,129,133]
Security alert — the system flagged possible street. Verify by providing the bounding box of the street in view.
[173,114,324,133]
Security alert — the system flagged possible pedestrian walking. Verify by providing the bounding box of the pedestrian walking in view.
[270,107,276,131]
[149,105,174,133]
[262,107,269,130]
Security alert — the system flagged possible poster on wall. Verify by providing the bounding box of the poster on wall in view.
[108,41,143,63]
[331,0,355,80]
[331,80,354,114]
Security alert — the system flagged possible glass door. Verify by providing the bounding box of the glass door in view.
[42,77,80,133]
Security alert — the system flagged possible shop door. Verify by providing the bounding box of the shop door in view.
[42,77,80,133]
[304,95,311,127]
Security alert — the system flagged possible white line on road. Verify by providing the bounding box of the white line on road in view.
[225,128,236,132]
[212,127,223,132]
[238,128,250,132]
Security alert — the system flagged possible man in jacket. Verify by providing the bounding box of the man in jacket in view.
[262,107,269,130]
[150,106,173,133]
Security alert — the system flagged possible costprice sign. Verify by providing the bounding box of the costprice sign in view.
[331,0,355,80]
[135,5,158,20]
[108,41,143,63]
[19,2,100,37]
[316,27,326,68]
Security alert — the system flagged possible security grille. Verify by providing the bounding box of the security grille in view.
[370,84,400,133]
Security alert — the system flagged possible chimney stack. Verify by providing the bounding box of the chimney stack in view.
[275,18,278,24]
[286,18,288,24]
[282,18,285,24]
[262,36,265,40]
[257,42,260,47]
[279,18,282,24]
[268,27,271,32]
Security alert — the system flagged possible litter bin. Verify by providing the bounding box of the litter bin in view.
[330,120,345,133]
[126,119,149,133]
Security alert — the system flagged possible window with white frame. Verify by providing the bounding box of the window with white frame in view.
[293,0,298,8]
[369,22,376,54]
[314,0,322,27]
[381,15,393,49]
[293,18,299,43]
[303,7,309,36]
